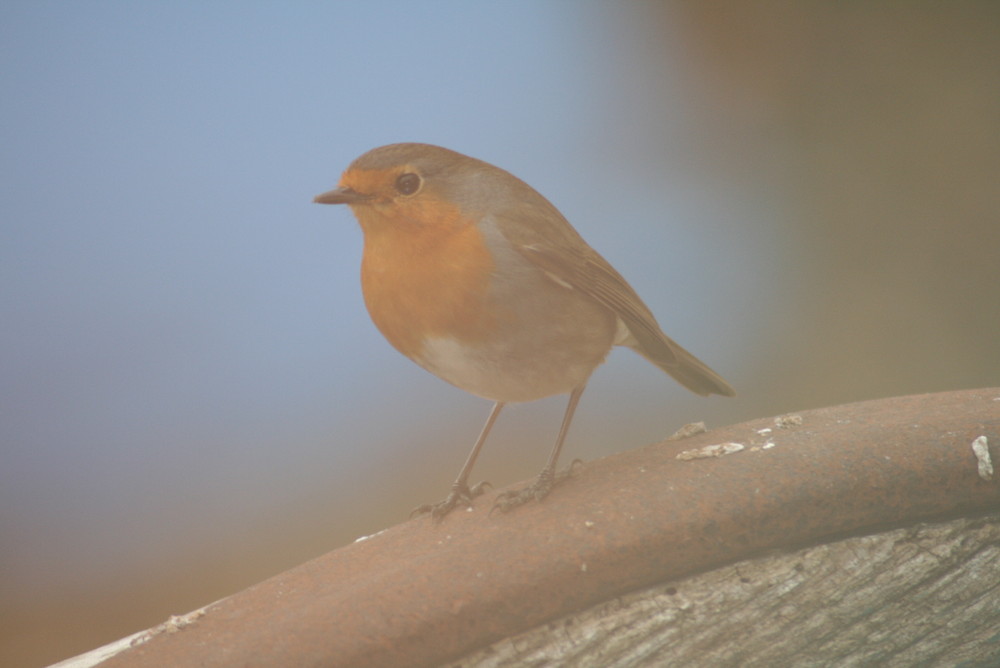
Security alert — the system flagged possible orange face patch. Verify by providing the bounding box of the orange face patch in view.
[339,167,400,203]
[342,167,497,359]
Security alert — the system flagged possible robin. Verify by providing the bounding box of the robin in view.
[314,143,734,519]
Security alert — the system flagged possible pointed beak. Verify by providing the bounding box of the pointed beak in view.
[313,186,372,205]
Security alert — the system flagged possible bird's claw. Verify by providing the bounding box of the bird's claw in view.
[411,480,491,520]
[491,459,583,514]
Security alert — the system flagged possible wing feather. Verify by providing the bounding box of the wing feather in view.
[492,201,734,397]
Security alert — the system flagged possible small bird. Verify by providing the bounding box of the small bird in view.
[314,143,734,519]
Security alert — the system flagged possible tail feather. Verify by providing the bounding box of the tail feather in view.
[628,327,735,398]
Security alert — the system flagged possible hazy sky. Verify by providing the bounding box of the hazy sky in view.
[1,2,763,633]
[11,4,1000,666]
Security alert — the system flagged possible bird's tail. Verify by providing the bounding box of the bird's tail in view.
[627,326,735,397]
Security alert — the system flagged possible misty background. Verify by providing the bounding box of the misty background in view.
[2,3,998,665]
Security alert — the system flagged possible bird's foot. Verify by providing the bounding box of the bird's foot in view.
[492,459,583,514]
[411,480,491,520]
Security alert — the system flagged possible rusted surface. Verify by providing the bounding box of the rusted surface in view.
[95,388,1000,668]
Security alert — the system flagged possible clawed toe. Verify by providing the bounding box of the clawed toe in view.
[556,458,584,483]
[491,460,583,514]
[467,480,491,498]
[491,484,545,514]
[411,460,583,519]
[411,480,491,520]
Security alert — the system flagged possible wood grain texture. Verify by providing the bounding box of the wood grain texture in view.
[449,514,1000,667]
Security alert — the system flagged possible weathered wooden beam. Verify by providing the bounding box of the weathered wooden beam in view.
[58,388,999,667]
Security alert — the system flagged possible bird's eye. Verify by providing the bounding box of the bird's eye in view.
[394,172,421,196]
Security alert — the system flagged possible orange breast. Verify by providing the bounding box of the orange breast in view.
[355,198,497,360]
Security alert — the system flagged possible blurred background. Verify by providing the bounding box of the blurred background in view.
[2,2,998,665]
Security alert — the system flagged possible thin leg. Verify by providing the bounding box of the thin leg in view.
[542,383,585,475]
[453,401,504,491]
[411,401,505,520]
[493,383,587,513]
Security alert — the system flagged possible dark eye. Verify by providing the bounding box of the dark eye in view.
[394,172,421,196]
